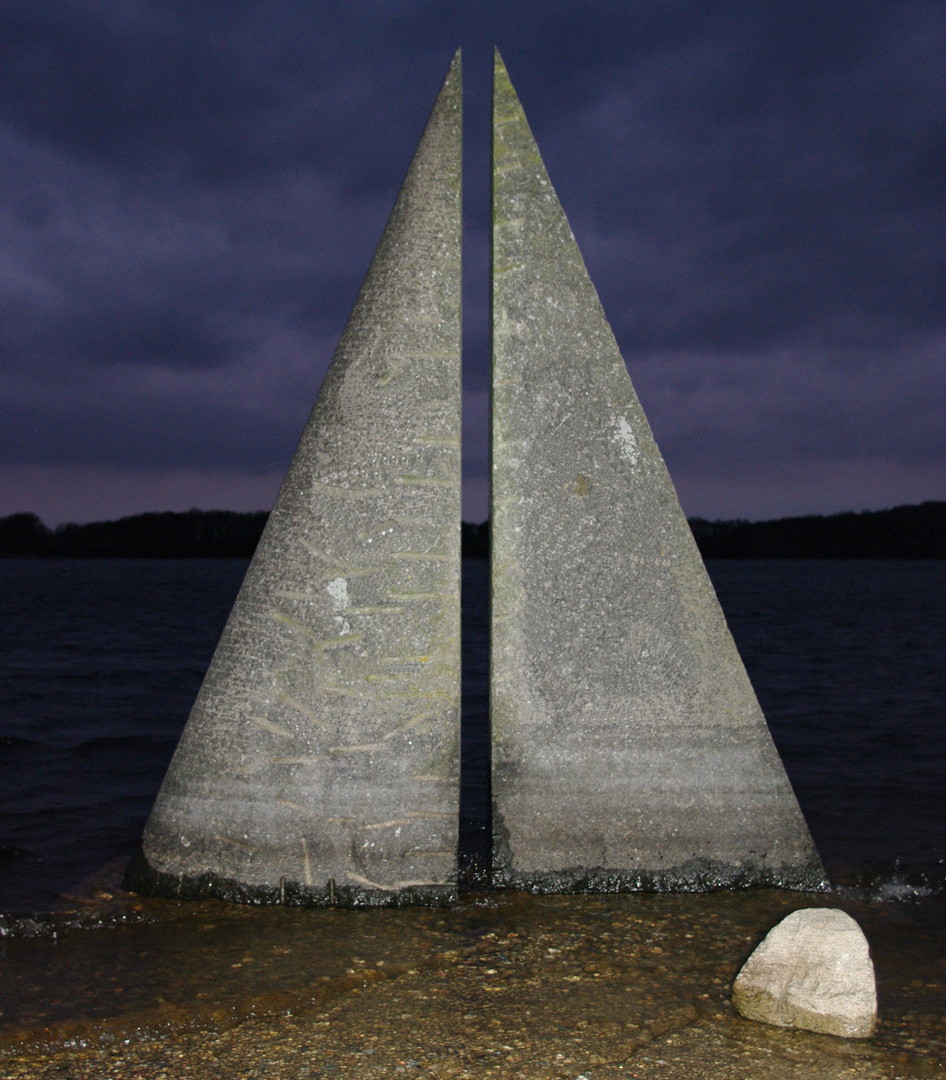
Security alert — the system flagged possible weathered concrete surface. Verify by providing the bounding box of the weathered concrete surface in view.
[733,908,878,1037]
[127,52,462,906]
[489,51,825,893]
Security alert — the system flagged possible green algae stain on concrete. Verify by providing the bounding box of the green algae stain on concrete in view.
[127,52,463,908]
[490,50,825,893]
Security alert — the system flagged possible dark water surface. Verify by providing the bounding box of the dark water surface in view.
[0,559,249,913]
[704,559,946,888]
[0,558,944,1064]
[2,557,943,912]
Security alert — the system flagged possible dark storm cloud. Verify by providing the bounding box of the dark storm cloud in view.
[1,295,230,371]
[533,1,946,355]
[0,386,290,472]
[0,0,943,522]
[0,1,464,189]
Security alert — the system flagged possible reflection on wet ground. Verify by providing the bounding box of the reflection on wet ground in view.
[0,866,943,1078]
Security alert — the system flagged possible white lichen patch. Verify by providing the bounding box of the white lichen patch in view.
[327,576,352,635]
[327,577,350,609]
[612,416,639,467]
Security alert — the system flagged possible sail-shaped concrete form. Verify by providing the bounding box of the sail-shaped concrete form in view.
[127,52,463,906]
[490,51,825,892]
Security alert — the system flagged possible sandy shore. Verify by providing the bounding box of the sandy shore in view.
[0,882,942,1079]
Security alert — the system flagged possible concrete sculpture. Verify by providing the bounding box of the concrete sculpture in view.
[128,51,825,907]
[490,51,825,891]
[126,52,463,906]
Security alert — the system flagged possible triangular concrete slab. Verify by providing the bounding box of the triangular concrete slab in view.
[490,51,825,891]
[127,52,463,906]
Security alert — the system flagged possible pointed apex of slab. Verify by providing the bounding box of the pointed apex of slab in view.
[416,47,461,166]
[492,50,542,177]
[490,59,825,893]
[441,47,461,97]
[127,57,463,908]
[492,49,525,119]
[493,46,508,82]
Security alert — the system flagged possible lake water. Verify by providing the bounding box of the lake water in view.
[0,557,944,1066]
[2,558,943,914]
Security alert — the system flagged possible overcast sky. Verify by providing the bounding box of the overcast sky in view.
[1,1,943,525]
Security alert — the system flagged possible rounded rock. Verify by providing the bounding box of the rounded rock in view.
[732,908,877,1038]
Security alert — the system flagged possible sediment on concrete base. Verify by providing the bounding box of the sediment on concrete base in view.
[491,861,831,895]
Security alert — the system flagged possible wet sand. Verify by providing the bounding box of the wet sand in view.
[0,867,943,1079]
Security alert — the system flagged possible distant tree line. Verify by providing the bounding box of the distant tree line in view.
[1,501,943,559]
[0,510,269,558]
[688,501,945,559]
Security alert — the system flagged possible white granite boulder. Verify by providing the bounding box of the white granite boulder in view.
[732,908,877,1038]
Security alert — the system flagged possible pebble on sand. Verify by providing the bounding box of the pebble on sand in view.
[732,907,877,1038]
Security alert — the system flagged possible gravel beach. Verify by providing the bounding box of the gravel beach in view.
[1,874,942,1080]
